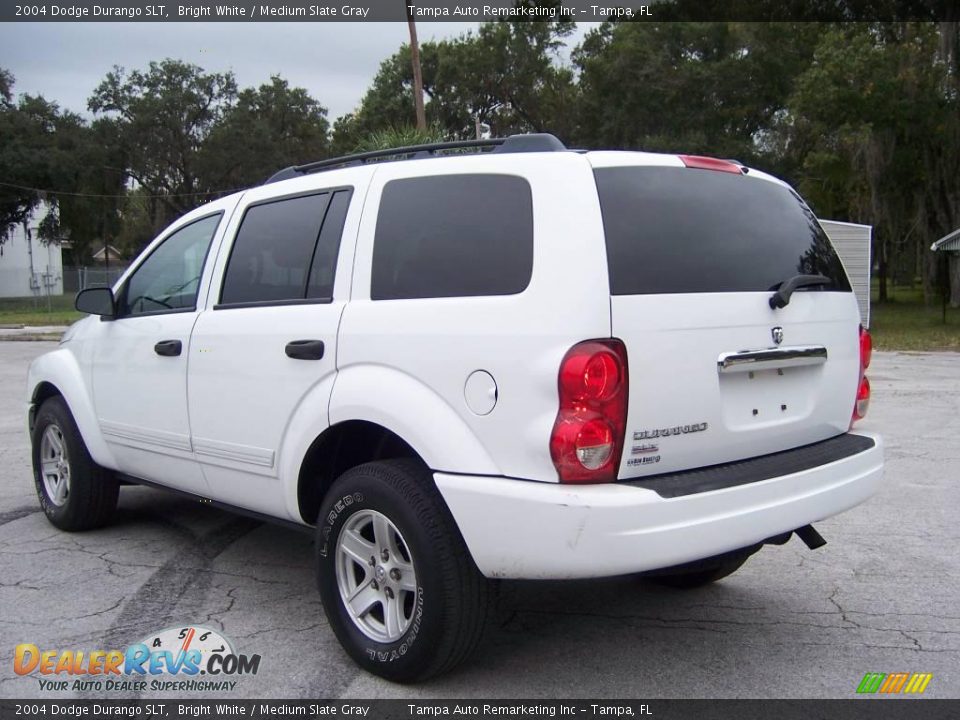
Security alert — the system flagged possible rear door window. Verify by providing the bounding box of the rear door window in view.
[371,174,533,300]
[594,167,852,296]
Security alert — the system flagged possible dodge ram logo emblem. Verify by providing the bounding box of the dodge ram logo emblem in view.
[772,326,784,345]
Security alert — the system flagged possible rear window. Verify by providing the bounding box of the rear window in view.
[594,167,852,296]
[371,174,533,300]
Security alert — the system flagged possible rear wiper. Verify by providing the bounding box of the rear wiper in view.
[768,274,832,309]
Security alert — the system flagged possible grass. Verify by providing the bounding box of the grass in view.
[0,294,82,327]
[1,283,958,352]
[869,282,960,352]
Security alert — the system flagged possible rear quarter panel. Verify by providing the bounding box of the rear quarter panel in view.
[334,152,612,482]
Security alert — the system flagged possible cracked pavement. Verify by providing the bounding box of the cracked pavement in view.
[1,342,958,698]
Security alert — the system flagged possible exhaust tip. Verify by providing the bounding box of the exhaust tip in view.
[795,524,827,550]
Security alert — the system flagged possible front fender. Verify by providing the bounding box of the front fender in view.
[329,364,500,476]
[27,347,118,470]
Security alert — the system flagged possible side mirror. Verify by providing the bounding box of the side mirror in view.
[75,287,116,318]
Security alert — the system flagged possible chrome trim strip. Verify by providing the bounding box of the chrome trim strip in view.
[717,345,828,373]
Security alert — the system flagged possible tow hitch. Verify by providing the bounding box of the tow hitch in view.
[795,524,827,550]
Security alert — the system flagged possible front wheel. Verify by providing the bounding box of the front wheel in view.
[315,459,489,682]
[31,396,118,531]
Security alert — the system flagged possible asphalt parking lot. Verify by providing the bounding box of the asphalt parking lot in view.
[1,341,958,699]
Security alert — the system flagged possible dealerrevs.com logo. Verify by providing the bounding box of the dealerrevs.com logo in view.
[14,625,261,693]
[856,672,933,695]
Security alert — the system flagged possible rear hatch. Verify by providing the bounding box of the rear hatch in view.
[589,154,862,480]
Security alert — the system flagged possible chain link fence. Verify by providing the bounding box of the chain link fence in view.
[62,266,129,293]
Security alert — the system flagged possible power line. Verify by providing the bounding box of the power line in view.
[0,180,246,199]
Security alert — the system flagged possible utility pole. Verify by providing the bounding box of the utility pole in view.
[102,167,110,277]
[405,6,427,131]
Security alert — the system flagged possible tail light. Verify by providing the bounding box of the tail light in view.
[851,325,871,424]
[550,340,628,483]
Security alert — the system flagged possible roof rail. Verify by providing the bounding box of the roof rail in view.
[264,133,567,184]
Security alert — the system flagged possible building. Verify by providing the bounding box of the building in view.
[0,204,64,299]
[931,227,960,308]
[820,220,872,329]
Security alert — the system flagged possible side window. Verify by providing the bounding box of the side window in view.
[307,190,351,300]
[121,213,221,317]
[371,174,534,300]
[219,189,352,306]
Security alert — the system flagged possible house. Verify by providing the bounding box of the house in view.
[91,244,125,265]
[0,204,64,299]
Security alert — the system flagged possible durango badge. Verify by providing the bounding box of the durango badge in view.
[634,423,708,441]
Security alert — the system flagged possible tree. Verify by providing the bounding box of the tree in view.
[0,76,57,245]
[88,59,239,225]
[199,75,330,190]
[89,61,332,232]
[332,17,577,149]
[0,69,128,260]
[573,22,822,165]
[331,46,432,153]
[781,24,957,303]
[428,19,577,138]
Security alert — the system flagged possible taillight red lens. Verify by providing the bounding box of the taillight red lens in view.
[550,340,628,483]
[560,348,622,402]
[860,326,872,370]
[851,326,872,424]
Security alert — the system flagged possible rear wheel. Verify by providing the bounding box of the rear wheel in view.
[315,459,489,682]
[31,396,118,531]
[644,548,757,589]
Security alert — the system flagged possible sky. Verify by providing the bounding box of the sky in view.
[1,22,595,123]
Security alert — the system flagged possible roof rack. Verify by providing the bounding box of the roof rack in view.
[264,133,567,184]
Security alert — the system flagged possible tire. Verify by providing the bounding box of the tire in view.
[644,547,757,590]
[316,459,489,682]
[31,396,119,531]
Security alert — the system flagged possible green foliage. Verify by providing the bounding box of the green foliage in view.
[573,22,822,166]
[869,281,960,351]
[332,19,577,151]
[4,20,960,316]
[88,59,239,222]
[0,294,81,327]
[0,69,13,102]
[781,24,959,300]
[351,125,448,153]
[200,75,330,190]
[87,60,331,238]
[0,76,119,257]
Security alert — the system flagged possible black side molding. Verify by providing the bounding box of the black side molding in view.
[624,433,876,498]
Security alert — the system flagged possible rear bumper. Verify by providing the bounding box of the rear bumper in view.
[434,432,883,579]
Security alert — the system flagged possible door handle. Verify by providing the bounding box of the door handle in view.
[285,339,325,360]
[154,339,183,357]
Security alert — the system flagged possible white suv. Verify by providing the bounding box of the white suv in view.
[26,134,883,681]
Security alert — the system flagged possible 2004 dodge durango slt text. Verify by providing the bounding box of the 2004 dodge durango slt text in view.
[25,134,883,682]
